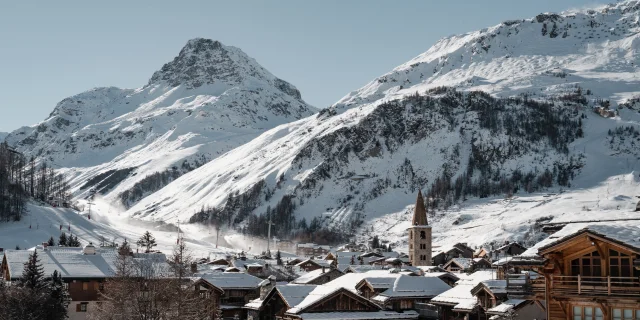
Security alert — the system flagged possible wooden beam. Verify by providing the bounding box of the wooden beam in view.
[534,300,546,311]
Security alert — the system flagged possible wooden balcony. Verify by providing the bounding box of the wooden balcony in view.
[534,275,640,297]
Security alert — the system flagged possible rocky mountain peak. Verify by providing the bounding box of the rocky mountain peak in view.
[148,38,278,90]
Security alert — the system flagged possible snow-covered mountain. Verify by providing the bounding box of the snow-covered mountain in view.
[5,38,316,207]
[124,1,640,249]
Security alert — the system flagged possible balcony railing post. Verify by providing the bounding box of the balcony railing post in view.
[578,274,581,294]
[607,276,611,295]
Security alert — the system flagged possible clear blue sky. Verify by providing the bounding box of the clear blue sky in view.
[0,0,603,132]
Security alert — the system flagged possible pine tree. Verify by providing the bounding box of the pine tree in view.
[45,270,70,320]
[47,236,55,247]
[276,250,282,265]
[58,233,67,246]
[15,245,20,250]
[137,231,157,253]
[67,235,81,247]
[20,250,46,290]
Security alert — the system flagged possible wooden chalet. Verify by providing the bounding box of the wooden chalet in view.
[432,243,474,266]
[197,272,263,319]
[292,267,344,285]
[528,225,640,320]
[296,259,335,272]
[1,244,168,320]
[357,275,451,312]
[490,241,527,261]
[443,257,491,273]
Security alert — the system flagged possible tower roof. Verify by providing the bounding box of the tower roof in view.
[412,190,428,226]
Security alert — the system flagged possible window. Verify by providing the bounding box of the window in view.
[573,306,603,320]
[420,231,426,239]
[570,251,601,277]
[610,249,635,279]
[420,255,426,261]
[82,282,89,291]
[76,303,88,312]
[420,244,427,249]
[613,308,640,320]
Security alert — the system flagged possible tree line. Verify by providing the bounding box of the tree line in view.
[0,142,71,223]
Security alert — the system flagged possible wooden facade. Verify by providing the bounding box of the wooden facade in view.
[281,287,383,320]
[532,229,640,320]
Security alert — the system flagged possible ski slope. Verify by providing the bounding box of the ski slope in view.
[0,200,240,259]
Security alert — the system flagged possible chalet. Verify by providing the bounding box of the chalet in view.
[443,257,491,273]
[281,286,418,320]
[358,275,451,311]
[197,272,263,319]
[246,284,418,320]
[423,270,461,287]
[208,258,231,266]
[286,257,305,266]
[296,259,335,272]
[430,270,496,320]
[292,267,344,285]
[474,247,489,259]
[490,241,527,261]
[295,243,331,257]
[431,243,474,266]
[525,223,640,320]
[485,299,545,320]
[1,244,168,320]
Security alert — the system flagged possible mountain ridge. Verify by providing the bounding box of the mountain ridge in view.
[5,38,316,209]
[122,1,640,250]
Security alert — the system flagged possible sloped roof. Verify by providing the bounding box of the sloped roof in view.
[522,223,640,257]
[431,270,495,311]
[293,268,342,284]
[373,276,451,301]
[198,272,262,290]
[4,247,123,279]
[487,299,527,315]
[277,285,319,307]
[445,258,473,269]
[297,311,418,319]
[412,190,428,226]
[297,259,332,268]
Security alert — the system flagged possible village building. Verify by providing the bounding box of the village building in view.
[195,271,264,319]
[296,259,335,272]
[430,270,497,320]
[359,274,451,311]
[522,223,640,320]
[408,191,432,267]
[432,243,475,266]
[291,267,344,285]
[295,243,331,257]
[489,241,527,261]
[474,247,490,259]
[1,244,168,320]
[443,257,492,273]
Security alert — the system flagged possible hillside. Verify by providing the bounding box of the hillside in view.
[4,38,316,208]
[123,1,640,249]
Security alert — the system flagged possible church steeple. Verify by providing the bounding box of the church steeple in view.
[408,190,432,267]
[412,190,428,226]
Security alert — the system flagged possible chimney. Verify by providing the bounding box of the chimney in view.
[190,262,198,274]
[322,266,326,274]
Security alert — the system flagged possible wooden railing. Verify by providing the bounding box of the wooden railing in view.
[533,275,640,296]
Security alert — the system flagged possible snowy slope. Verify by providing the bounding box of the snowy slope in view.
[123,1,640,250]
[5,38,316,207]
[0,200,240,259]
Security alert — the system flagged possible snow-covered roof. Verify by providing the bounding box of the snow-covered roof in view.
[344,265,386,273]
[286,286,348,314]
[198,272,262,290]
[277,284,319,307]
[487,299,527,315]
[521,222,640,257]
[446,258,472,269]
[471,280,508,296]
[4,247,122,279]
[297,259,332,268]
[373,276,451,301]
[431,270,495,311]
[293,268,342,284]
[296,311,418,319]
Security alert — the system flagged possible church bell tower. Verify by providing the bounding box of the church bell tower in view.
[408,190,432,266]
